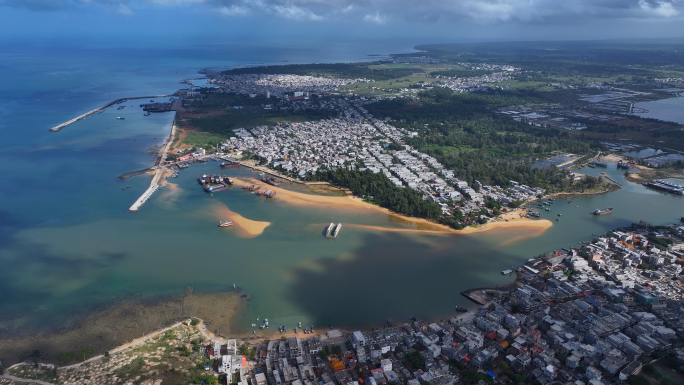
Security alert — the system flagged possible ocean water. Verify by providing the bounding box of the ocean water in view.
[0,38,683,341]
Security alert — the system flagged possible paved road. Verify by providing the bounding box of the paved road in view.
[0,374,56,385]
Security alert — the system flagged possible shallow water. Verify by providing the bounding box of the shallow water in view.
[1,39,683,343]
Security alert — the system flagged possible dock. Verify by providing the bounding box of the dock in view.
[128,120,178,212]
[129,182,160,212]
[48,94,175,132]
[226,157,329,185]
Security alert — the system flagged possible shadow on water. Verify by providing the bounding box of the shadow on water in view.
[285,230,525,330]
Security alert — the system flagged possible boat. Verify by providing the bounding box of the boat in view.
[529,212,540,217]
[455,306,467,312]
[409,316,416,321]
[587,163,596,168]
[501,269,513,275]
[326,223,342,239]
[592,207,613,216]
[265,190,276,198]
[262,176,281,186]
[220,160,240,168]
[594,162,608,168]
[116,116,125,120]
[219,220,234,228]
[144,112,150,116]
[204,184,228,193]
[558,213,562,216]
[617,160,636,169]
[121,185,131,190]
[643,181,684,195]
[680,217,684,223]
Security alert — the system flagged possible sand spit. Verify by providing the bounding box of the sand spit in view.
[210,201,271,238]
[231,177,552,235]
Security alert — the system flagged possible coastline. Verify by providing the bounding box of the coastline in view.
[0,291,244,366]
[231,177,553,235]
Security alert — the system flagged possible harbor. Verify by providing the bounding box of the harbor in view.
[48,94,175,132]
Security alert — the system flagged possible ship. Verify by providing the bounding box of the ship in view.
[144,112,150,116]
[593,162,608,168]
[262,176,281,186]
[219,220,234,228]
[220,160,240,168]
[528,211,540,217]
[454,306,467,312]
[204,184,228,193]
[501,269,513,275]
[617,160,636,169]
[326,223,342,239]
[592,207,613,216]
[116,116,125,120]
[643,180,684,195]
[265,190,276,199]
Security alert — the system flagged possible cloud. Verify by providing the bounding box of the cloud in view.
[117,3,134,14]
[2,0,683,26]
[363,11,387,25]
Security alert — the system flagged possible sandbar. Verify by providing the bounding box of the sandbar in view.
[210,202,271,238]
[231,177,552,235]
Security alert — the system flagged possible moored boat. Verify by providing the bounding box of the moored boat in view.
[220,160,240,168]
[501,269,513,275]
[219,220,234,228]
[262,176,281,186]
[204,184,228,193]
[326,223,342,238]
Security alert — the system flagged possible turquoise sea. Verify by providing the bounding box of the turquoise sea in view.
[1,38,683,342]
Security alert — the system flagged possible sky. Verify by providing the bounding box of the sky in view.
[0,0,683,44]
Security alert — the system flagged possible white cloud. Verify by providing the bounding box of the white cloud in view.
[4,0,683,25]
[117,3,133,15]
[271,4,323,20]
[363,11,387,24]
[638,0,679,17]
[219,4,248,15]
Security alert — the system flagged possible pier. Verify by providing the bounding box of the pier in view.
[128,120,178,212]
[128,181,160,212]
[229,157,329,185]
[48,94,175,132]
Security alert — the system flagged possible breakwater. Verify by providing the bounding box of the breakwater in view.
[48,94,175,132]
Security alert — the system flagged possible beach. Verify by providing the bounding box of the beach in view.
[230,177,553,235]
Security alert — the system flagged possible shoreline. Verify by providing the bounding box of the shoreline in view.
[0,290,245,366]
[230,177,553,235]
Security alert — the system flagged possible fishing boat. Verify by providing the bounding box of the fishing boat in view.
[501,269,513,275]
[262,176,281,186]
[455,306,467,312]
[219,220,234,228]
[592,207,613,216]
[220,160,240,168]
[325,223,334,237]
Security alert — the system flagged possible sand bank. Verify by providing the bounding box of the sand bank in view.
[232,177,552,235]
[210,201,271,238]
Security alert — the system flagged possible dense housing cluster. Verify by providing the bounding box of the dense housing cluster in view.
[209,74,372,98]
[201,224,684,385]
[220,97,544,220]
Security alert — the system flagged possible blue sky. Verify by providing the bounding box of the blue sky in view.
[0,0,683,43]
